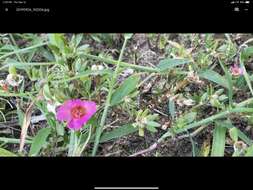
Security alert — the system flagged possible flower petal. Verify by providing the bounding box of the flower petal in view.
[71,99,84,107]
[56,100,74,122]
[82,101,97,116]
[67,119,85,130]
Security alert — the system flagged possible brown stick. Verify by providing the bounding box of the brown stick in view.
[129,125,207,157]
[19,89,44,153]
[129,143,158,157]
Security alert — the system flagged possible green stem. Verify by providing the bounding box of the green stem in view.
[0,62,56,70]
[159,107,253,143]
[68,130,77,156]
[218,59,233,108]
[0,42,48,61]
[237,98,253,107]
[92,38,128,156]
[9,34,26,63]
[0,91,37,98]
[75,126,92,156]
[81,53,159,73]
[240,58,253,97]
[0,137,32,144]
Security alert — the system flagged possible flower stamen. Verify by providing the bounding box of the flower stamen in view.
[70,105,86,119]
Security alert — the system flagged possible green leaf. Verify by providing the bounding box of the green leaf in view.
[219,60,233,107]
[240,60,253,97]
[217,119,253,146]
[179,112,197,125]
[168,99,175,120]
[77,44,89,51]
[245,145,253,156]
[56,123,65,136]
[139,128,145,137]
[124,33,133,40]
[29,127,51,156]
[90,34,101,43]
[111,75,140,106]
[157,58,190,72]
[211,125,227,156]
[0,148,17,157]
[241,46,253,62]
[43,84,52,100]
[146,125,158,133]
[72,34,83,47]
[199,69,229,89]
[17,107,25,127]
[229,127,238,142]
[48,34,66,50]
[173,112,197,131]
[237,130,253,146]
[146,121,161,128]
[100,124,138,143]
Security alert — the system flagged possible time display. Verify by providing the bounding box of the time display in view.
[1,0,51,13]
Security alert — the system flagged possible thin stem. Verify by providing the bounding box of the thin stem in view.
[237,98,253,107]
[219,58,233,108]
[0,62,56,70]
[137,73,156,88]
[240,59,253,97]
[159,107,253,142]
[0,91,37,98]
[81,53,159,73]
[75,126,92,156]
[68,130,77,156]
[9,34,26,63]
[0,42,48,61]
[92,38,128,156]
[0,137,32,144]
[186,130,196,157]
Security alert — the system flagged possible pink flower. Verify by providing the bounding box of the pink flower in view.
[56,99,97,130]
[230,64,244,77]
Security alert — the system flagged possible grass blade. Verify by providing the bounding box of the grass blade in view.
[29,127,51,156]
[0,61,55,70]
[0,137,32,144]
[111,75,140,106]
[58,69,112,83]
[219,59,233,107]
[0,148,17,157]
[237,130,253,146]
[81,53,159,73]
[168,98,175,120]
[245,145,253,156]
[157,58,191,72]
[240,60,253,97]
[199,69,229,89]
[0,42,48,61]
[100,124,138,143]
[211,125,227,156]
